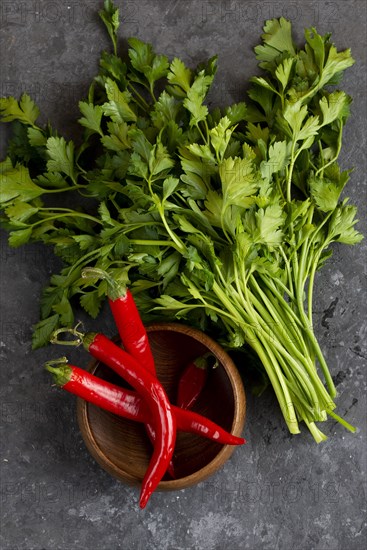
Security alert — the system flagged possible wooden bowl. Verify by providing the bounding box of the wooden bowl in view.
[77,323,246,490]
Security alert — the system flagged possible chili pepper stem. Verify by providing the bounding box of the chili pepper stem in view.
[193,353,211,370]
[50,325,98,353]
[45,363,72,386]
[50,324,85,346]
[81,267,126,301]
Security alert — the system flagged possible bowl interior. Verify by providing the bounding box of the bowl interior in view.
[77,323,245,489]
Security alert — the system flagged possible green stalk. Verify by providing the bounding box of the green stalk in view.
[307,246,325,324]
[224,275,323,428]
[40,184,85,193]
[279,246,295,298]
[315,121,343,177]
[271,345,321,418]
[303,419,328,443]
[128,239,182,251]
[244,287,325,415]
[294,292,337,399]
[293,226,337,397]
[250,275,309,359]
[251,335,300,434]
[30,212,103,228]
[327,409,356,433]
[254,312,335,409]
[127,82,150,113]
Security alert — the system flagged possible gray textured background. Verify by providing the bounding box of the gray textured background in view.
[0,1,366,549]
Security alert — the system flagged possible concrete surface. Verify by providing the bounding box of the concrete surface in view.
[0,1,366,549]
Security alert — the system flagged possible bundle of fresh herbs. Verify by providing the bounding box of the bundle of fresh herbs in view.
[0,1,363,441]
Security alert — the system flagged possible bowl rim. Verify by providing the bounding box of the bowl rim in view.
[76,322,246,491]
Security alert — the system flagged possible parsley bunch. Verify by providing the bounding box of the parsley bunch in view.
[0,2,362,441]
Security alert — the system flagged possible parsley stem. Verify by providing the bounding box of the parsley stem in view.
[315,121,343,177]
[128,83,150,111]
[196,123,208,145]
[250,276,310,362]
[128,239,182,251]
[121,222,165,235]
[286,143,297,203]
[304,419,328,443]
[294,292,337,399]
[227,269,329,415]
[250,335,300,433]
[30,212,103,228]
[327,409,356,433]
[149,83,157,103]
[258,276,299,326]
[272,346,321,416]
[41,184,85,194]
[64,247,109,283]
[245,294,334,409]
[307,246,324,324]
[156,204,187,255]
[279,245,294,297]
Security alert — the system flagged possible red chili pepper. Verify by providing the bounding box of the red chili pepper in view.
[79,331,176,509]
[81,268,156,375]
[81,268,161,473]
[45,360,246,447]
[46,360,145,420]
[177,353,211,409]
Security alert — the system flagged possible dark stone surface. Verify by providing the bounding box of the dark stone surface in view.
[0,1,366,549]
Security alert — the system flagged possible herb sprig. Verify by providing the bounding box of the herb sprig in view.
[0,3,362,441]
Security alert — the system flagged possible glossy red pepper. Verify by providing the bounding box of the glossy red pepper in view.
[177,354,210,409]
[82,332,176,509]
[108,289,156,373]
[81,268,156,374]
[81,268,160,471]
[45,361,246,447]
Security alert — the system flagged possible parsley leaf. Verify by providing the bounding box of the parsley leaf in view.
[0,94,40,126]
[99,0,120,55]
[46,137,76,181]
[103,78,137,123]
[128,37,169,91]
[78,102,104,136]
[184,70,216,127]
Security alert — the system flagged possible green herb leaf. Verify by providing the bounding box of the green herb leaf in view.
[78,102,104,135]
[128,37,169,89]
[103,79,137,123]
[167,57,192,95]
[260,140,290,179]
[219,156,258,209]
[184,71,215,127]
[80,290,103,318]
[255,17,295,69]
[328,201,363,244]
[27,127,47,147]
[0,94,40,126]
[46,137,76,181]
[99,0,120,55]
[32,314,60,349]
[309,174,346,212]
[0,162,44,204]
[5,202,38,223]
[162,176,179,201]
[8,227,33,247]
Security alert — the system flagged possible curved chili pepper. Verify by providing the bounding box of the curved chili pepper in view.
[108,290,156,373]
[81,268,161,473]
[82,332,175,508]
[81,268,156,374]
[45,361,246,446]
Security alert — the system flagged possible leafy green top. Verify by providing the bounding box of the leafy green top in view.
[0,3,362,362]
